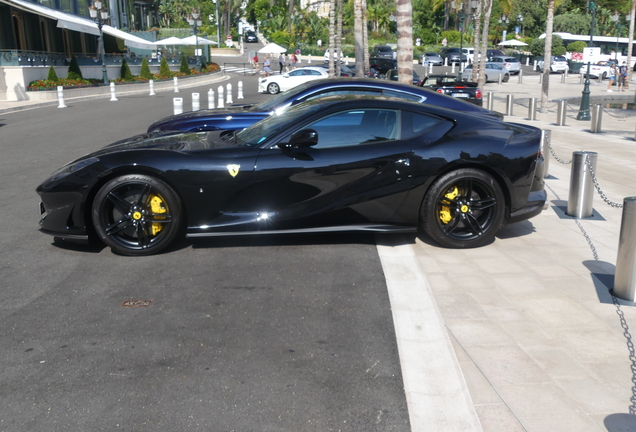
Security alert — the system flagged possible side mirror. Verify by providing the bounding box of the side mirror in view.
[279,129,318,149]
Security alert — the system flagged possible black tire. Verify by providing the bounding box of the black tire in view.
[602,72,607,80]
[420,168,505,248]
[484,74,489,82]
[503,73,510,82]
[267,82,280,94]
[92,174,182,256]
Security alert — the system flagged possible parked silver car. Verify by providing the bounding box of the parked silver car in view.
[463,62,510,82]
[418,52,443,66]
[489,56,521,75]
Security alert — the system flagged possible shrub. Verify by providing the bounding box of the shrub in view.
[269,30,292,48]
[120,59,134,80]
[67,71,82,80]
[179,55,191,75]
[46,66,59,82]
[68,55,83,79]
[441,30,461,44]
[140,57,152,79]
[159,57,172,78]
[567,41,587,53]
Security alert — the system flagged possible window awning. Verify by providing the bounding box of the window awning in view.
[1,0,157,51]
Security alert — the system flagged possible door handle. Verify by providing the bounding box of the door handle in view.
[396,158,410,166]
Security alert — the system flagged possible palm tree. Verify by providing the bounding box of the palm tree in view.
[477,0,493,90]
[336,0,342,77]
[354,0,364,77]
[540,0,555,114]
[329,0,336,77]
[396,0,413,84]
[627,0,635,88]
[471,0,482,82]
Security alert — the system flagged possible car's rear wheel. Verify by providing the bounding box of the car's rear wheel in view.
[484,74,489,82]
[503,73,510,82]
[92,174,182,256]
[267,82,280,94]
[420,168,505,248]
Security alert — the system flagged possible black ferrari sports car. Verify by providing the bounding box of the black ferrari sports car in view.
[37,96,546,256]
[146,78,502,133]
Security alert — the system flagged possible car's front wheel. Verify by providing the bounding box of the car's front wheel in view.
[92,174,182,256]
[420,168,505,248]
[503,73,510,82]
[267,82,280,94]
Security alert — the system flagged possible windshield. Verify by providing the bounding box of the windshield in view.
[236,102,324,147]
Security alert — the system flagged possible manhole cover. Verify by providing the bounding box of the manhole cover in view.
[120,299,153,307]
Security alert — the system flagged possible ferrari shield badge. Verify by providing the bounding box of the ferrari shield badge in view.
[227,164,240,178]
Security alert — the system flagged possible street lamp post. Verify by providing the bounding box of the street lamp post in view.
[187,12,202,71]
[577,1,597,121]
[88,0,109,85]
[612,11,621,62]
[517,14,524,37]
[498,15,509,42]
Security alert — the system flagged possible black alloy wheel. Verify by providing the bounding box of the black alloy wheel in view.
[503,73,510,82]
[421,168,505,248]
[92,174,182,256]
[267,82,280,94]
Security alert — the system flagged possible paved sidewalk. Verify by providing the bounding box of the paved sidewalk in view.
[409,72,636,431]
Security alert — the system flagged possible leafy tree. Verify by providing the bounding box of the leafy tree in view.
[180,55,191,75]
[529,34,565,56]
[554,12,591,34]
[139,57,152,79]
[67,55,83,79]
[567,40,588,52]
[46,66,59,82]
[120,59,134,80]
[270,30,292,48]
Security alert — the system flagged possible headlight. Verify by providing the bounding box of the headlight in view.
[48,157,99,182]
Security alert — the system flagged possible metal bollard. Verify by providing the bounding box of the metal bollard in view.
[533,60,537,70]
[444,57,448,67]
[451,62,455,73]
[237,81,244,99]
[487,92,494,111]
[539,73,543,83]
[218,86,225,108]
[505,94,514,116]
[528,98,536,120]
[149,79,156,96]
[566,151,598,218]
[540,130,551,178]
[556,100,567,126]
[308,54,311,63]
[109,82,118,101]
[590,104,602,133]
[580,73,584,84]
[598,74,603,83]
[226,83,233,104]
[208,89,215,109]
[561,72,566,84]
[174,77,179,93]
[173,97,183,115]
[526,57,529,66]
[518,69,523,84]
[498,73,503,85]
[192,92,200,111]
[56,86,67,108]
[614,197,636,302]
[345,56,349,65]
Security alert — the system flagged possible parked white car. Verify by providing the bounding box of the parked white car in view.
[323,48,344,64]
[258,66,330,94]
[587,60,618,79]
[536,56,568,73]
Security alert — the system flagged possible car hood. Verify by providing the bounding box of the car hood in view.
[147,105,259,130]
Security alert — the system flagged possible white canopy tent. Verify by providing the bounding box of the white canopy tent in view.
[179,35,218,45]
[154,37,189,45]
[258,43,287,54]
[498,40,528,47]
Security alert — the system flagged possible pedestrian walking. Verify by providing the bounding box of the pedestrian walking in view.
[252,54,259,71]
[278,53,284,74]
[263,56,270,76]
[285,53,291,72]
[291,53,297,69]
[618,62,628,91]
[607,63,616,92]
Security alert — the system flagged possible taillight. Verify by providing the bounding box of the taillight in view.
[453,86,466,89]
[436,89,444,93]
[476,89,482,99]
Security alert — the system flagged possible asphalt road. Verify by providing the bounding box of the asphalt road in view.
[0,57,410,431]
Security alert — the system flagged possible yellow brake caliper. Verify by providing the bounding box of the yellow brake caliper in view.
[148,195,167,236]
[439,186,459,224]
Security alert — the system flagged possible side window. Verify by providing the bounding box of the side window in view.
[304,89,382,102]
[401,111,442,139]
[288,70,303,77]
[309,70,323,76]
[383,90,424,103]
[301,109,400,148]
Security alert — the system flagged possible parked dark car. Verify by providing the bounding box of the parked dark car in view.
[146,78,503,133]
[439,47,467,64]
[372,45,396,59]
[385,69,421,85]
[418,74,482,106]
[37,96,546,255]
[369,57,397,75]
[243,31,257,43]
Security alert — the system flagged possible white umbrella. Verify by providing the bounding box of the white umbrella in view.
[180,35,218,45]
[154,36,187,45]
[258,43,287,54]
[498,39,528,47]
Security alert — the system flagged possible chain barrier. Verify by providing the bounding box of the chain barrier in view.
[600,105,636,120]
[584,155,624,208]
[545,136,572,165]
